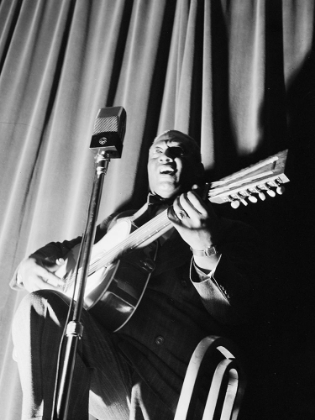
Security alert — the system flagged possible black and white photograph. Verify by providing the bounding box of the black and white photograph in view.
[0,1,314,419]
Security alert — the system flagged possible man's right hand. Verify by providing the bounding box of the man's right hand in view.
[17,256,65,293]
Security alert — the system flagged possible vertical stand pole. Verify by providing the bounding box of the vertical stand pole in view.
[52,149,110,420]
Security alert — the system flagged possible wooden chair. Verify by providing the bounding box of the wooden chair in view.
[174,336,247,420]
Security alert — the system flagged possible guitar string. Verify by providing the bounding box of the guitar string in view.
[90,210,171,270]
[63,209,171,288]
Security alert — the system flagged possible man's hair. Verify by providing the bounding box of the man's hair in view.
[152,129,202,163]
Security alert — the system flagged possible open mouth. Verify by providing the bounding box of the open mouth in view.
[159,166,176,175]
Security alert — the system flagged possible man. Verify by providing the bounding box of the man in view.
[11,130,261,420]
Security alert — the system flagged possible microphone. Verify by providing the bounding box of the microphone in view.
[90,107,127,158]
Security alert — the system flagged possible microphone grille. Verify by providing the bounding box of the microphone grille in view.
[93,115,119,134]
[93,107,124,134]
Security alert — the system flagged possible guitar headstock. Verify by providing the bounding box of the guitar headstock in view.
[208,150,289,208]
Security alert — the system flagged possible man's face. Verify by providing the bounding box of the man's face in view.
[147,133,203,199]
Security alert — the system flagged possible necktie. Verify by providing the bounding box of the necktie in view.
[147,192,173,207]
[146,193,174,218]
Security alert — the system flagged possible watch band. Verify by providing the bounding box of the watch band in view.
[190,245,218,257]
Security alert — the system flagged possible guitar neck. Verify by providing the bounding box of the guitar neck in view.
[90,210,172,273]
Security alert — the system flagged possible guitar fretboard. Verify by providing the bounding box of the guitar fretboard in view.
[89,209,172,274]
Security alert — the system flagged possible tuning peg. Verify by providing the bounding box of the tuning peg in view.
[257,190,266,201]
[248,187,264,201]
[274,180,285,195]
[231,200,240,209]
[276,185,285,194]
[229,193,249,208]
[237,194,248,206]
[228,194,243,208]
[247,193,258,203]
[265,185,277,197]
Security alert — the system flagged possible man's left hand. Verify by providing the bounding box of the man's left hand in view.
[169,190,222,251]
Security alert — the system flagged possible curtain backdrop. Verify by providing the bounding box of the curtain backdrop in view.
[0,1,314,419]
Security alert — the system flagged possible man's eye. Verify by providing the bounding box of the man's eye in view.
[151,148,163,156]
[170,147,185,156]
[150,148,161,156]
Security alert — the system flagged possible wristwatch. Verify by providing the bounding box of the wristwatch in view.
[190,245,218,257]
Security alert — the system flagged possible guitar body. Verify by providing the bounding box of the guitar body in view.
[88,250,157,331]
[57,218,158,331]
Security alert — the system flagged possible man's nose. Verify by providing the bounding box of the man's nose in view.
[158,149,173,162]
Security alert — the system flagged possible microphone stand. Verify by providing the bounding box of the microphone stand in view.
[52,148,111,420]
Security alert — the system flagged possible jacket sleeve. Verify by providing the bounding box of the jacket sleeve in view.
[189,218,264,324]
